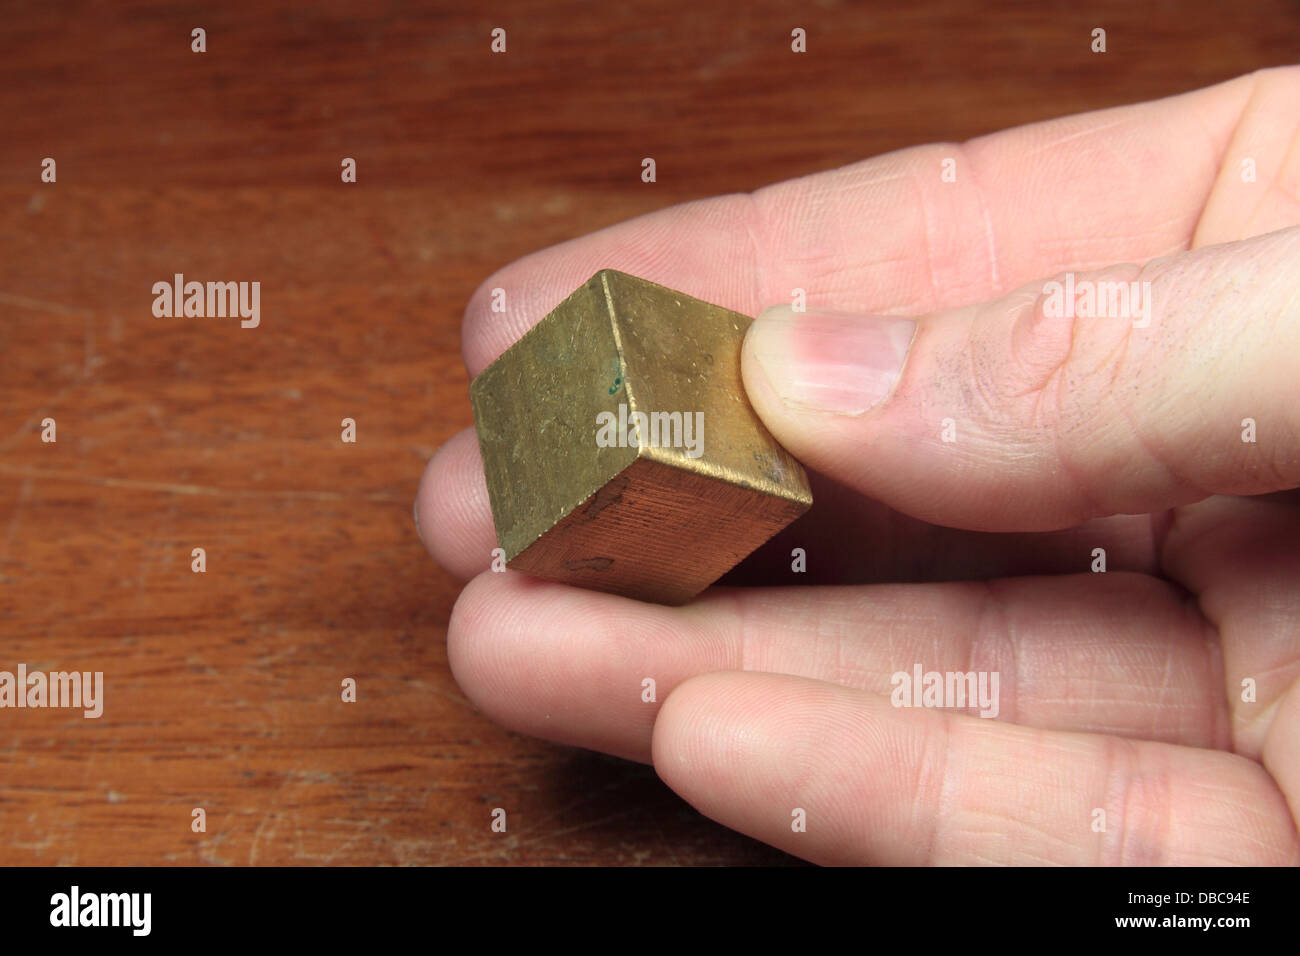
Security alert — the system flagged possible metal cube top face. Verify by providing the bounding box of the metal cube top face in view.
[469,269,812,603]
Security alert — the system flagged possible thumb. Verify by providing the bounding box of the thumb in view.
[741,226,1300,531]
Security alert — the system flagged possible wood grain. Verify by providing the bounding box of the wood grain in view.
[0,0,1295,864]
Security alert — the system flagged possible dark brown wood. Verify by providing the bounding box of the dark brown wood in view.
[0,0,1294,865]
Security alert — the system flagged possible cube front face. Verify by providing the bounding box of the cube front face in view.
[470,269,812,605]
[470,274,638,563]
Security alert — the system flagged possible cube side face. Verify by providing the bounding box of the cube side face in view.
[601,270,812,509]
[469,276,638,562]
[508,454,808,605]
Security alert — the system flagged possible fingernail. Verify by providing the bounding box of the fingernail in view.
[748,306,916,415]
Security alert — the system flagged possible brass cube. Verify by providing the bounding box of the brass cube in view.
[469,269,812,605]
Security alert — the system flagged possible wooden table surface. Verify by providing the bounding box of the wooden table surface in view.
[1,0,1295,865]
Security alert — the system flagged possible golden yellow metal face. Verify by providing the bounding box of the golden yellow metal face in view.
[470,269,812,605]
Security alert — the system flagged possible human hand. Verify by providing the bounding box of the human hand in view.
[416,68,1300,864]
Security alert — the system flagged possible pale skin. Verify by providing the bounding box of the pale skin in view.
[417,68,1300,865]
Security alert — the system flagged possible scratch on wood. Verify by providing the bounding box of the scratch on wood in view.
[0,464,402,502]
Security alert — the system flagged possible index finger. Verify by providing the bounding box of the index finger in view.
[461,68,1288,375]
